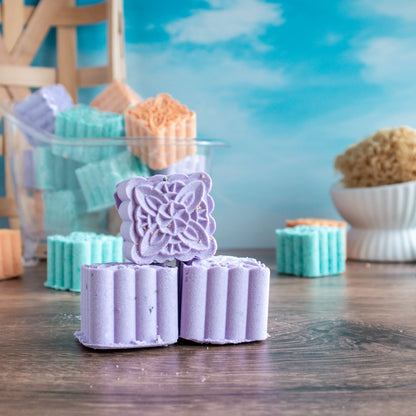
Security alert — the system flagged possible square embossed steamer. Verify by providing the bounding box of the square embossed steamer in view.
[114,172,217,265]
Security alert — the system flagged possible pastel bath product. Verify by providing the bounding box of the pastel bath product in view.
[75,151,150,212]
[285,218,347,258]
[34,147,82,191]
[45,232,123,292]
[23,149,35,189]
[179,255,270,344]
[74,262,178,349]
[275,225,346,277]
[114,172,217,265]
[0,230,23,280]
[125,93,197,170]
[43,189,107,236]
[13,84,74,145]
[90,80,142,114]
[53,104,124,163]
[285,218,347,229]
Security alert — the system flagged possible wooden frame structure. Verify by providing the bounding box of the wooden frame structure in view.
[0,0,126,229]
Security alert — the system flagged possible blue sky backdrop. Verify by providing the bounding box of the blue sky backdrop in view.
[18,0,416,247]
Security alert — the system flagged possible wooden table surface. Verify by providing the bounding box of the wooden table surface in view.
[1,249,416,415]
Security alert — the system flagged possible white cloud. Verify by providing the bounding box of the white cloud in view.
[354,37,416,84]
[352,0,416,21]
[164,0,284,44]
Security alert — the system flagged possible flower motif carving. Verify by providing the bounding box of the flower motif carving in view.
[118,173,216,263]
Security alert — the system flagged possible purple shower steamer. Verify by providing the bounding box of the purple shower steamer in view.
[180,255,270,344]
[13,84,73,145]
[75,263,178,349]
[114,172,217,265]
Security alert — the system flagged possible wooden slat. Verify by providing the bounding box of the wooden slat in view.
[55,3,108,26]
[0,198,18,217]
[6,0,67,101]
[1,1,24,229]
[0,65,56,87]
[11,0,67,65]
[8,216,20,230]
[77,66,109,87]
[57,0,77,101]
[0,7,34,26]
[2,0,24,51]
[0,3,108,27]
[107,0,126,83]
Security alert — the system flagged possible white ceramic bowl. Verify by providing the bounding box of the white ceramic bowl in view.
[330,180,416,262]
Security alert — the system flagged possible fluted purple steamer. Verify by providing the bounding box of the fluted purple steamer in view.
[76,263,178,349]
[179,255,270,344]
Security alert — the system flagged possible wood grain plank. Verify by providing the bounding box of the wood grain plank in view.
[0,254,416,415]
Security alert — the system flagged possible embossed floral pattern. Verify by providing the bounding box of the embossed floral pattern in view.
[115,173,217,264]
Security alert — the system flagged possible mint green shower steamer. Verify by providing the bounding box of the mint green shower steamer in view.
[275,225,345,277]
[46,232,123,292]
[75,151,150,213]
[53,104,124,163]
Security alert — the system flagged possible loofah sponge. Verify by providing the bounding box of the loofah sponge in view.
[335,126,416,188]
[75,262,178,349]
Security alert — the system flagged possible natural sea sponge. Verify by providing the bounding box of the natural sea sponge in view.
[334,126,416,188]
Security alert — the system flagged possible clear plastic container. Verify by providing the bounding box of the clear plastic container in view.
[0,102,227,264]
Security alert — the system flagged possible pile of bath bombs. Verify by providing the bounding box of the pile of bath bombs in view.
[15,82,208,239]
[72,172,271,349]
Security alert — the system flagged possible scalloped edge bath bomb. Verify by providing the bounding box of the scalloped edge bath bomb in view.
[275,225,345,277]
[114,172,217,265]
[180,255,270,344]
[125,93,197,170]
[90,80,142,114]
[46,232,123,292]
[0,230,23,280]
[75,262,178,349]
[14,84,73,138]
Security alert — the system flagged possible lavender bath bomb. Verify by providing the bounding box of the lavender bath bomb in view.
[75,262,178,349]
[180,255,270,344]
[13,84,73,145]
[114,172,217,264]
